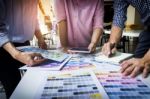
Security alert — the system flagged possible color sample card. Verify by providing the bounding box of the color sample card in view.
[94,71,150,99]
[18,46,70,62]
[63,55,96,71]
[35,72,104,99]
[20,56,72,71]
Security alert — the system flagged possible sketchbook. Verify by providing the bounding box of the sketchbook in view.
[94,51,133,64]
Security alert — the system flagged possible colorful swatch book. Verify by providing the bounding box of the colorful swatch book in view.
[62,54,96,71]
[17,46,72,70]
[34,70,150,99]
[17,46,70,62]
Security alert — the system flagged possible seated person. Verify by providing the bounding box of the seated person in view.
[54,0,104,53]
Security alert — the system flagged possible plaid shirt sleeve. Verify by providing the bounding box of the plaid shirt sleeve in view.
[112,0,129,29]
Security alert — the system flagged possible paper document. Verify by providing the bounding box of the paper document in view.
[94,52,133,64]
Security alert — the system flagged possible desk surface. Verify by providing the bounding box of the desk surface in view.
[104,29,141,37]
[10,48,150,99]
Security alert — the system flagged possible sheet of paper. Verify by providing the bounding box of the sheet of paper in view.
[94,52,133,64]
[11,69,150,99]
[34,70,109,99]
[93,70,150,99]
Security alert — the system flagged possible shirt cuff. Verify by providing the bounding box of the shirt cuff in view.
[112,20,125,29]
[93,25,103,30]
[0,34,10,47]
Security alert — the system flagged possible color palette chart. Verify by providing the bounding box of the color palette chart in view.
[35,72,104,99]
[63,55,96,71]
[95,71,150,99]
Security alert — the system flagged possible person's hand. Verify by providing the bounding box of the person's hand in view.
[102,42,117,57]
[88,42,96,53]
[61,47,75,54]
[120,58,150,78]
[38,40,48,50]
[13,51,46,66]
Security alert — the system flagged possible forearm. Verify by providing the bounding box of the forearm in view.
[3,42,20,58]
[109,25,123,45]
[109,0,129,45]
[91,28,103,45]
[58,20,68,47]
[35,30,45,42]
[142,49,150,63]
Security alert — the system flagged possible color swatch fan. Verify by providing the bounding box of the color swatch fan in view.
[17,46,69,62]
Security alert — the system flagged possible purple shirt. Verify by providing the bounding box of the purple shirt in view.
[54,0,104,47]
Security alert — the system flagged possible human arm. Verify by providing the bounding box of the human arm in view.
[88,28,103,52]
[0,0,45,66]
[102,26,122,56]
[34,29,47,49]
[88,0,104,52]
[54,0,72,53]
[3,42,45,66]
[35,2,47,50]
[121,49,150,78]
[102,0,129,56]
[57,20,71,53]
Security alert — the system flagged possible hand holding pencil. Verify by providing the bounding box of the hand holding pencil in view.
[102,42,117,57]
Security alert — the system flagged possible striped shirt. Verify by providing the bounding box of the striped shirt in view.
[113,0,150,29]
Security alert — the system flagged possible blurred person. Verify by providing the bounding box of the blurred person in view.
[0,0,47,98]
[54,0,104,53]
